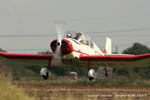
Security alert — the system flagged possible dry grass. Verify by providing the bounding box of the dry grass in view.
[22,85,150,100]
[1,75,150,100]
[0,75,37,100]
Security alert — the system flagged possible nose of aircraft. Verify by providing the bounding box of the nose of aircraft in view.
[50,39,73,56]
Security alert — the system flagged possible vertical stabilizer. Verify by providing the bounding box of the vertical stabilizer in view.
[104,37,112,54]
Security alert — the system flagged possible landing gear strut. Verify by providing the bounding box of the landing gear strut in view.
[40,59,51,80]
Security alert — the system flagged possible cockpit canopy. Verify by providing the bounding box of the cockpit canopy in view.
[64,31,94,48]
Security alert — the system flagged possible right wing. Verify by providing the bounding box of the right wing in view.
[79,53,150,67]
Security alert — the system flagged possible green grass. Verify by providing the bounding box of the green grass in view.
[1,56,150,87]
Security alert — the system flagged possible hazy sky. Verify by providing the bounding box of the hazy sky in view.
[0,0,150,53]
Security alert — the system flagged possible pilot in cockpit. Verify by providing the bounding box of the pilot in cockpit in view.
[66,33,72,38]
[74,32,81,40]
[65,32,85,44]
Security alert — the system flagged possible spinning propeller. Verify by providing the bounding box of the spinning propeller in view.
[51,23,65,65]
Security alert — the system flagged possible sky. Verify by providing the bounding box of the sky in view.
[0,0,150,54]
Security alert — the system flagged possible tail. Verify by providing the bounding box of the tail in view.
[104,37,112,54]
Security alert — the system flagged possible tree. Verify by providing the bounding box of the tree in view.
[122,43,150,55]
[38,51,53,54]
[0,48,6,52]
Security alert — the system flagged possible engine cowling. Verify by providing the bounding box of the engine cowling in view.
[40,67,50,80]
[88,69,96,81]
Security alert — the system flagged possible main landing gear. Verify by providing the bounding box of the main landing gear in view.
[87,61,96,81]
[88,69,96,81]
[40,67,50,80]
[40,59,51,80]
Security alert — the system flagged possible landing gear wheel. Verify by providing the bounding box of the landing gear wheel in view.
[89,77,94,81]
[40,67,50,80]
[42,72,49,80]
[88,69,95,81]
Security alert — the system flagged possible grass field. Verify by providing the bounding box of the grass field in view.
[13,76,150,87]
[1,59,150,100]
[1,72,150,100]
[20,83,150,100]
[0,75,37,100]
[12,77,150,100]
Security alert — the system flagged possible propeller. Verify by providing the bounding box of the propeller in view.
[55,24,64,56]
[51,23,65,65]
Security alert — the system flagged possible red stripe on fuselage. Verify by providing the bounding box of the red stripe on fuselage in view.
[73,49,89,57]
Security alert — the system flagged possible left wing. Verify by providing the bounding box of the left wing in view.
[79,54,150,67]
[0,52,54,66]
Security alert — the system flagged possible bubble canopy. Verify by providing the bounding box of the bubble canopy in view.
[63,31,94,48]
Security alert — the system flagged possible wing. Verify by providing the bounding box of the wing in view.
[79,54,150,67]
[0,52,53,66]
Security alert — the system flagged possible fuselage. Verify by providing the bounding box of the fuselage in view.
[64,38,104,57]
[50,31,104,58]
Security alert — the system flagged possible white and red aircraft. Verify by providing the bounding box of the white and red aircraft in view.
[0,29,150,81]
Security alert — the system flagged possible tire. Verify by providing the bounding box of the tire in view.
[89,77,94,81]
[42,72,49,80]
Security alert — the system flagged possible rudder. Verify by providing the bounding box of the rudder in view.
[104,37,112,54]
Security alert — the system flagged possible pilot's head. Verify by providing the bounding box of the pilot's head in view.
[66,33,72,38]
